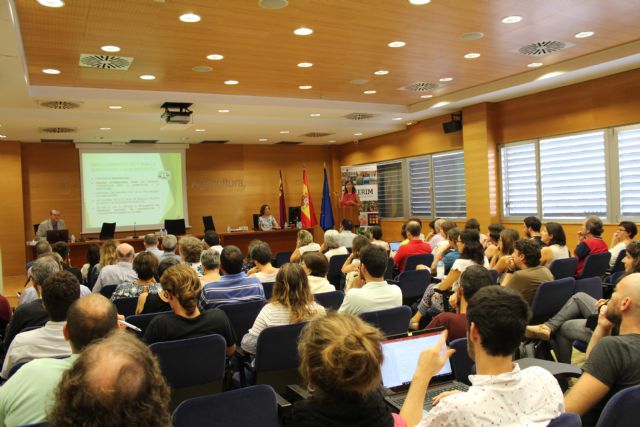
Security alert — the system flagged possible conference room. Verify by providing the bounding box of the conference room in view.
[0,0,639,426]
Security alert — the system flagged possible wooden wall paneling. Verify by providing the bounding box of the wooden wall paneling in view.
[0,142,26,278]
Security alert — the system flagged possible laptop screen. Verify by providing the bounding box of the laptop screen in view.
[389,241,401,252]
[380,330,454,390]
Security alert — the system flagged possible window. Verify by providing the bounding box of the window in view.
[377,161,404,218]
[618,127,640,218]
[408,157,432,217]
[501,143,538,217]
[433,151,466,217]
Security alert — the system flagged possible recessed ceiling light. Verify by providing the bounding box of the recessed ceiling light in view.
[37,0,64,7]
[431,101,450,108]
[259,138,268,142]
[108,105,122,109]
[464,52,481,59]
[537,71,565,80]
[206,54,224,60]
[192,66,213,73]
[354,133,363,136]
[297,62,313,68]
[420,94,433,99]
[439,77,453,82]
[374,70,389,75]
[299,85,313,90]
[328,140,336,143]
[99,127,111,131]
[527,62,544,68]
[388,41,406,48]
[363,90,377,94]
[575,31,594,39]
[409,0,431,4]
[293,27,313,36]
[310,113,321,117]
[179,13,201,23]
[280,130,290,134]
[224,80,239,85]
[101,45,120,53]
[140,74,156,80]
[392,117,403,121]
[501,15,522,24]
[0,134,7,138]
[42,68,61,75]
[195,129,206,132]
[218,109,230,113]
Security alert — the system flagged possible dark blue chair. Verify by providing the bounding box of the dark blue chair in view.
[125,311,170,334]
[150,334,227,409]
[579,252,611,279]
[595,384,640,427]
[327,254,349,290]
[274,252,292,268]
[611,249,627,273]
[172,385,279,427]
[548,412,582,426]
[404,254,434,272]
[449,337,475,386]
[113,296,138,317]
[396,269,430,306]
[488,269,499,284]
[360,306,411,336]
[314,290,345,310]
[605,271,625,286]
[219,300,266,340]
[549,258,579,280]
[530,278,575,325]
[262,282,274,300]
[99,284,118,299]
[574,277,602,300]
[384,257,395,281]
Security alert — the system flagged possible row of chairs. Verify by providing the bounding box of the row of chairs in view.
[549,252,617,281]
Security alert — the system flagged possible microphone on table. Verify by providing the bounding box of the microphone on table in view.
[133,222,138,239]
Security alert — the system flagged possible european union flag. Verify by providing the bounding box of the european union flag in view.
[320,165,335,231]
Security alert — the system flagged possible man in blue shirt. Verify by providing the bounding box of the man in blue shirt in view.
[199,245,265,309]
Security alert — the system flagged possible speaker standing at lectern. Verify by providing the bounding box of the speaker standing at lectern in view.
[36,209,66,240]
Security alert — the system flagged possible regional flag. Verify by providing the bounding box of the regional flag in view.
[278,170,287,226]
[319,164,334,230]
[301,169,318,227]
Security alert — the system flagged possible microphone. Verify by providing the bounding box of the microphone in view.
[133,222,138,239]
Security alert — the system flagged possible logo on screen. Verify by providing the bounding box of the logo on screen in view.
[158,170,171,180]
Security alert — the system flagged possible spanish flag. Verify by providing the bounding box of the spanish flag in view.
[301,169,318,227]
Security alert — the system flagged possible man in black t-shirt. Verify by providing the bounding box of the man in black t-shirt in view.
[565,273,640,426]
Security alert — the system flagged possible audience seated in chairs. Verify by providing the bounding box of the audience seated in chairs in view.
[369,225,390,251]
[301,252,336,294]
[483,223,504,259]
[428,220,458,267]
[111,252,160,301]
[290,230,321,263]
[338,218,357,249]
[502,238,554,305]
[575,215,609,277]
[160,234,181,262]
[80,243,101,290]
[25,240,51,272]
[424,227,460,276]
[400,286,563,427]
[284,312,404,427]
[523,216,544,247]
[0,294,119,426]
[247,243,279,283]
[51,241,83,283]
[414,265,493,342]
[1,270,80,379]
[539,222,571,267]
[393,221,432,273]
[92,243,138,294]
[199,245,265,310]
[136,257,178,315]
[564,272,640,426]
[203,230,223,254]
[143,233,164,259]
[321,229,349,260]
[464,218,489,247]
[199,247,221,287]
[488,228,519,279]
[48,331,171,427]
[241,263,325,355]
[338,245,402,316]
[342,235,371,292]
[609,221,637,269]
[527,241,640,364]
[143,264,236,357]
[179,236,205,277]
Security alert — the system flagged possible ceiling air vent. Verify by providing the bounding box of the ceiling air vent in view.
[302,132,334,138]
[39,101,81,110]
[128,140,158,144]
[40,139,74,144]
[344,113,374,121]
[79,54,133,70]
[200,140,229,144]
[518,41,568,56]
[276,141,303,145]
[399,82,440,92]
[39,127,77,133]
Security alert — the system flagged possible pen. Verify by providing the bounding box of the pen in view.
[119,319,142,332]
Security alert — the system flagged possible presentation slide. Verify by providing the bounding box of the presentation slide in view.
[80,151,187,233]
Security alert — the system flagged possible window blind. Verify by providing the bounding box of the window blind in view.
[377,161,404,218]
[408,157,432,217]
[500,143,538,217]
[433,151,466,217]
[618,128,640,218]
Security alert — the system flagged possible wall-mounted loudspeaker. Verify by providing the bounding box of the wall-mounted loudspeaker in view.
[442,112,463,134]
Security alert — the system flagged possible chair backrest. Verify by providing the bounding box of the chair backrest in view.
[274,252,292,268]
[549,257,579,280]
[113,296,138,317]
[262,282,274,300]
[254,322,306,394]
[252,214,261,231]
[314,290,345,310]
[219,300,266,340]
[202,215,215,232]
[125,311,170,334]
[150,334,227,409]
[384,257,395,281]
[488,269,499,284]
[548,412,582,427]
[595,384,640,427]
[172,384,279,427]
[164,218,187,236]
[404,254,434,272]
[32,223,39,236]
[327,254,349,290]
[360,306,411,336]
[530,278,575,325]
[574,276,603,300]
[612,249,627,273]
[580,252,612,279]
[397,269,430,302]
[99,284,118,299]
[99,222,116,240]
[449,338,474,385]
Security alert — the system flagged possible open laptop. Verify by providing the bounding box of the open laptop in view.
[381,328,469,412]
[46,229,69,243]
[388,241,402,252]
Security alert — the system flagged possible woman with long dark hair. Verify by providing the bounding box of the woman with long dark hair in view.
[539,222,571,267]
[340,180,361,208]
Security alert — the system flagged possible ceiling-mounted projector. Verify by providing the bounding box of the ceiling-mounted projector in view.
[161,102,193,124]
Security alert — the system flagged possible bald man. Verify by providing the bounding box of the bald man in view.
[35,209,66,240]
[92,243,138,294]
[565,273,640,426]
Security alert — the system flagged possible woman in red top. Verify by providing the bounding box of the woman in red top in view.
[340,180,361,208]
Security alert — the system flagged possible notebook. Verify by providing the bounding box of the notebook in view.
[389,241,402,252]
[381,328,469,412]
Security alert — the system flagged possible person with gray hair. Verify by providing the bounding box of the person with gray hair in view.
[322,229,348,261]
[25,240,51,272]
[143,233,163,259]
[427,218,445,249]
[92,243,138,294]
[574,215,608,277]
[200,247,221,286]
[160,234,181,262]
[290,229,321,263]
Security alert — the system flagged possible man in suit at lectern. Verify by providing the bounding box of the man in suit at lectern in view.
[36,209,66,240]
